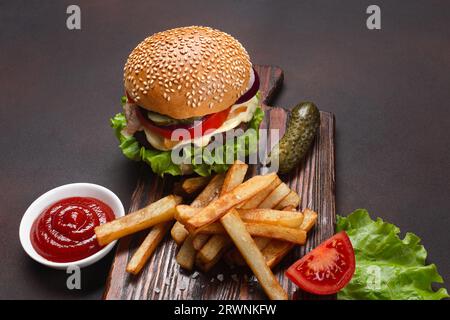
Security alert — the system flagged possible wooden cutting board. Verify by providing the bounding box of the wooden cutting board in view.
[103,65,336,300]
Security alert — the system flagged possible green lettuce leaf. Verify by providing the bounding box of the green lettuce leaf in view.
[336,209,449,300]
[110,113,140,161]
[140,147,182,176]
[249,106,264,131]
[110,96,264,177]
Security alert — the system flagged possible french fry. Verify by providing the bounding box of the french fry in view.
[175,205,219,250]
[225,237,271,266]
[229,176,282,266]
[173,174,226,270]
[206,209,316,269]
[171,222,189,245]
[239,176,282,209]
[214,159,248,254]
[220,160,248,196]
[220,210,288,300]
[262,240,292,269]
[275,190,301,210]
[197,234,232,264]
[263,208,318,269]
[175,204,197,223]
[171,174,224,244]
[175,169,239,269]
[190,173,225,208]
[178,162,249,250]
[300,208,318,232]
[181,208,304,231]
[182,176,211,194]
[197,158,246,264]
[196,223,291,239]
[258,183,291,209]
[192,234,211,250]
[249,194,300,261]
[196,223,226,235]
[176,235,196,270]
[196,161,249,264]
[226,182,293,266]
[95,195,182,246]
[244,223,306,244]
[175,205,233,235]
[254,237,272,252]
[126,222,172,275]
[185,172,278,231]
[170,174,225,245]
[199,205,303,266]
[196,206,303,234]
[224,204,302,266]
[239,209,304,228]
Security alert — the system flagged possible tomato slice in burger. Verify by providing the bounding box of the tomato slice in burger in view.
[126,91,231,140]
[137,107,231,140]
[285,231,355,295]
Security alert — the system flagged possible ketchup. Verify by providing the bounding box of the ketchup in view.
[30,197,115,262]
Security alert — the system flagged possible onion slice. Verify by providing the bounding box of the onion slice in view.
[235,67,260,105]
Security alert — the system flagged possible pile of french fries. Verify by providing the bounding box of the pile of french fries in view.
[94,160,318,300]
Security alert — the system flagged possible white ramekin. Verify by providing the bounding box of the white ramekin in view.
[19,183,125,269]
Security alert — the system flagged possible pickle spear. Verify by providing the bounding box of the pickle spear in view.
[270,102,320,174]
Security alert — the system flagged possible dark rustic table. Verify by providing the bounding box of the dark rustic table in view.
[1,0,448,299]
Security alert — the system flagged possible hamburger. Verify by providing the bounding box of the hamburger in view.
[111,26,263,176]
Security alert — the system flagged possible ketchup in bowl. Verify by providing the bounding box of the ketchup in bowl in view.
[30,197,115,262]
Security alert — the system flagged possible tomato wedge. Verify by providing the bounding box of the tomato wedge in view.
[286,231,355,295]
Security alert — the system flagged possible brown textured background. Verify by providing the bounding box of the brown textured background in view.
[0,0,449,299]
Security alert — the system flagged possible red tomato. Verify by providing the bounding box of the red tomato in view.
[136,106,231,140]
[126,91,232,140]
[286,231,355,295]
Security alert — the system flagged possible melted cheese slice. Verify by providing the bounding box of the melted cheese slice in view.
[143,95,259,151]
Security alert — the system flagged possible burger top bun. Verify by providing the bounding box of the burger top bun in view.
[123,26,252,119]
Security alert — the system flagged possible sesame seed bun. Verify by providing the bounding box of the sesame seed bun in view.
[123,26,252,119]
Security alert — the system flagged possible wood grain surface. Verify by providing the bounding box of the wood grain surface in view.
[103,65,336,300]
